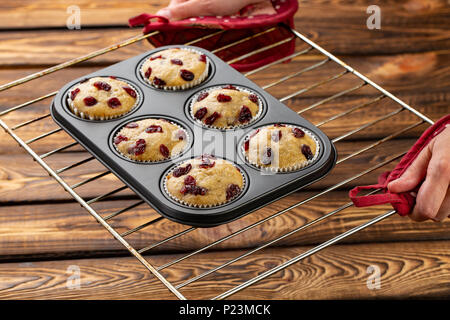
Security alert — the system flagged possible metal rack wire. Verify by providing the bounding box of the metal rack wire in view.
[0,24,434,300]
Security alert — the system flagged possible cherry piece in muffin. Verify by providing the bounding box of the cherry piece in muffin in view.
[140,48,209,90]
[165,156,244,207]
[191,86,261,128]
[114,118,188,162]
[68,76,138,120]
[244,124,318,171]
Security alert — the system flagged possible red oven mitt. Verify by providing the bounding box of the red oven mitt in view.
[128,0,298,72]
[349,115,450,216]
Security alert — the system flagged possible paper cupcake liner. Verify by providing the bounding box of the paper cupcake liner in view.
[139,47,210,91]
[113,119,190,163]
[66,78,141,121]
[189,85,264,130]
[162,158,247,208]
[242,124,321,173]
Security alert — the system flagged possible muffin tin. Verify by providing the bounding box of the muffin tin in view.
[51,45,337,228]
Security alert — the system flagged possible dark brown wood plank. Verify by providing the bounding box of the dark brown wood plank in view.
[2,52,448,97]
[1,190,449,259]
[1,102,439,156]
[0,51,448,157]
[0,0,447,301]
[0,101,442,155]
[0,1,448,56]
[0,138,425,202]
[296,0,450,55]
[1,93,444,156]
[0,240,448,299]
[0,0,162,29]
[1,26,449,67]
[1,52,448,106]
[3,52,449,98]
[0,29,152,67]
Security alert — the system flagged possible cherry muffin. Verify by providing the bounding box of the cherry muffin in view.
[164,155,244,207]
[190,85,261,129]
[67,76,138,120]
[114,118,188,162]
[243,124,319,172]
[140,48,209,90]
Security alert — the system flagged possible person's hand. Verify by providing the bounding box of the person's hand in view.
[156,0,277,21]
[388,125,450,222]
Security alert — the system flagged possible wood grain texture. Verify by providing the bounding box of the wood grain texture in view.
[0,0,448,301]
[296,0,450,55]
[0,29,152,67]
[0,139,423,203]
[0,0,162,28]
[0,240,448,299]
[0,27,449,68]
[0,191,449,260]
[1,91,443,155]
[0,51,448,157]
[1,52,448,100]
[0,0,448,55]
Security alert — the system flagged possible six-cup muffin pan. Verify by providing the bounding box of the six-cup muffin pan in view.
[51,45,337,227]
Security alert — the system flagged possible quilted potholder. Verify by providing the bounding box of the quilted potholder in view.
[129,0,298,72]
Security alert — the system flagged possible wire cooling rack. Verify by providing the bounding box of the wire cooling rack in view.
[0,24,434,300]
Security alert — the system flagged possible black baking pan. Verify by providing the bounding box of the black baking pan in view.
[51,45,337,227]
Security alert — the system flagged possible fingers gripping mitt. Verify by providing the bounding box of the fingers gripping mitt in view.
[349,115,450,216]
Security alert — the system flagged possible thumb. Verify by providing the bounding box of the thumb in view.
[156,0,210,21]
[388,143,432,193]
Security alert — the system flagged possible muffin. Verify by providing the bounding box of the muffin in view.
[164,155,244,207]
[140,48,209,90]
[190,85,261,129]
[114,118,188,162]
[68,76,138,120]
[243,124,319,171]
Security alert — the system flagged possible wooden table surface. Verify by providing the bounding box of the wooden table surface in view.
[0,0,449,300]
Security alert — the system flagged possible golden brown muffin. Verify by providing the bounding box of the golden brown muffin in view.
[114,118,188,162]
[243,124,319,171]
[140,48,208,89]
[164,156,244,207]
[191,85,261,128]
[68,76,138,120]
